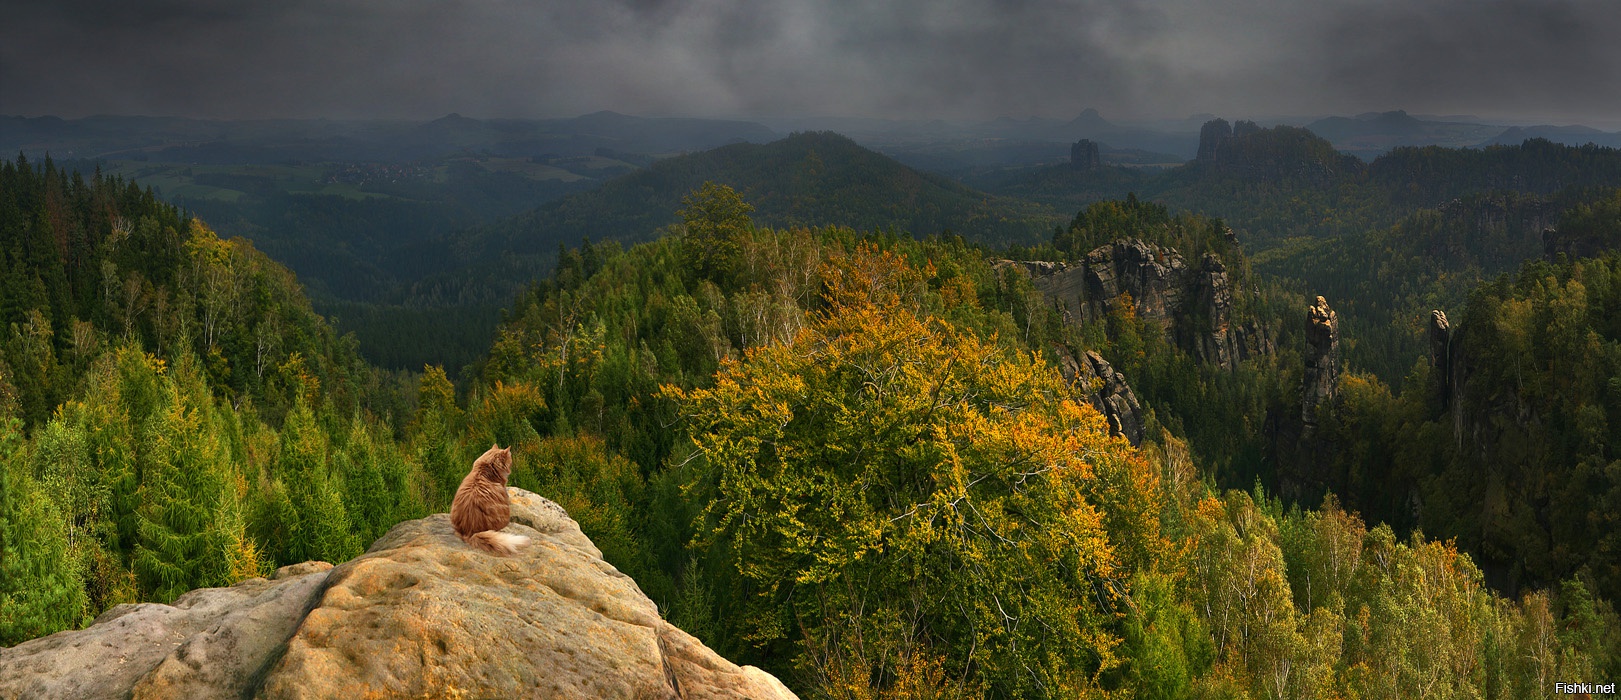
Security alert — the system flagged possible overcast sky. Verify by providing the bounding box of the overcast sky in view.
[4,0,1619,125]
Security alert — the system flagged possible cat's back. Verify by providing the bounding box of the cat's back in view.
[451,471,510,535]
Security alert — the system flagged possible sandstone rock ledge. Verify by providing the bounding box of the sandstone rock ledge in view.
[0,489,798,700]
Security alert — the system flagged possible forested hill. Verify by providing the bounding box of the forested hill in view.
[973,125,1621,250]
[5,172,1618,694]
[0,155,402,427]
[451,131,1058,267]
[1255,188,1615,384]
[1,154,431,646]
[465,187,1619,695]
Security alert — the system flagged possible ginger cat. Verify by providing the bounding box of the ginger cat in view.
[450,445,530,556]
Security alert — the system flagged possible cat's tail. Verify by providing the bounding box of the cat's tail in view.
[461,530,531,556]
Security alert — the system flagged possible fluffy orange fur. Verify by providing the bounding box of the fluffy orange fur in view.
[450,445,530,556]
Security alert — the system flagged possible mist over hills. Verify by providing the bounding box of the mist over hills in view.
[11,109,1621,180]
[0,112,780,164]
[1302,110,1621,160]
[1484,124,1621,149]
[447,130,1058,274]
[10,109,1621,376]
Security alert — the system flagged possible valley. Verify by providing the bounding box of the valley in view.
[6,110,1621,696]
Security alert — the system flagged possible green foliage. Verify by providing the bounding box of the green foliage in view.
[462,131,1056,269]
[668,245,1167,694]
[1256,189,1604,386]
[336,414,427,546]
[679,181,755,284]
[470,185,1621,694]
[5,162,1621,700]
[0,155,402,428]
[271,401,361,565]
[0,417,88,645]
[1164,475,1615,699]
[1057,194,1236,262]
[1122,571,1212,699]
[131,356,238,602]
[0,157,429,637]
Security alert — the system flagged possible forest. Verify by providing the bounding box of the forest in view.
[5,127,1621,698]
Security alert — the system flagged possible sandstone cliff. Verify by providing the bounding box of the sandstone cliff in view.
[999,239,1272,371]
[1195,119,1359,185]
[1302,295,1340,430]
[1057,347,1146,446]
[1070,139,1101,170]
[0,489,798,700]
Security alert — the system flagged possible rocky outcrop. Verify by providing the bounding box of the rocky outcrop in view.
[1084,238,1189,334]
[1543,223,1619,262]
[1197,118,1231,162]
[0,490,798,700]
[1057,347,1145,446]
[1429,310,1452,409]
[1192,253,1234,369]
[1191,253,1275,368]
[999,239,1273,371]
[1302,295,1340,429]
[1001,260,1090,324]
[1196,118,1358,185]
[1070,139,1101,170]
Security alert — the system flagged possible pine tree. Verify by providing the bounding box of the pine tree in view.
[274,400,359,564]
[131,358,235,602]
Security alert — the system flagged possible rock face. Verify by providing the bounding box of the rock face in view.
[1191,253,1275,370]
[1070,139,1101,170]
[1057,347,1145,446]
[1194,254,1233,368]
[1197,118,1231,162]
[1543,222,1620,262]
[1429,309,1452,408]
[1001,259,1090,324]
[0,489,798,700]
[1084,239,1189,334]
[999,240,1272,371]
[1196,118,1356,185]
[1083,351,1146,446]
[1302,295,1340,428]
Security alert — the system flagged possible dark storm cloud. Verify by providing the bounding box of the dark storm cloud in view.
[2,0,1617,123]
[1318,0,1621,119]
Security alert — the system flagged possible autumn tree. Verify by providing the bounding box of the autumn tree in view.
[667,244,1166,697]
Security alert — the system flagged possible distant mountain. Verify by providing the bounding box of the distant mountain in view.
[962,121,1363,216]
[454,131,1058,265]
[0,113,779,163]
[1480,125,1621,149]
[968,108,1199,159]
[1305,110,1504,159]
[882,139,1182,175]
[1192,121,1362,184]
[554,111,778,153]
[1370,137,1621,205]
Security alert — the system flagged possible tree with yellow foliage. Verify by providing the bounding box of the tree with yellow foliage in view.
[667,244,1166,698]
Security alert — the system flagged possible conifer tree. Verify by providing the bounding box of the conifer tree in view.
[274,400,359,564]
[131,357,235,601]
[0,417,88,644]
